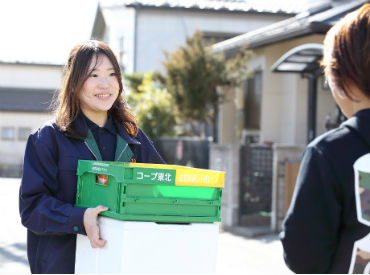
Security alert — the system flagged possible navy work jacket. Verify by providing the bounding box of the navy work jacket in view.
[19,113,164,274]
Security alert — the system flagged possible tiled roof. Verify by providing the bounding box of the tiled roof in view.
[213,0,367,55]
[101,0,309,14]
[0,87,55,112]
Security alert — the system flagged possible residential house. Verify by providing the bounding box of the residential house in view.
[0,0,305,177]
[210,0,368,231]
[100,0,308,74]
[0,0,105,176]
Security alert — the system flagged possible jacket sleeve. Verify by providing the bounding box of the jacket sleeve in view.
[19,131,87,236]
[136,129,165,164]
[280,146,342,273]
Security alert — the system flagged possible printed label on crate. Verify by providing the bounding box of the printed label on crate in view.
[134,169,176,185]
[91,162,109,173]
[175,169,224,188]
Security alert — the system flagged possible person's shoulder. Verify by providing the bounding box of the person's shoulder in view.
[309,125,352,150]
[29,119,61,144]
[307,122,362,162]
[136,128,150,140]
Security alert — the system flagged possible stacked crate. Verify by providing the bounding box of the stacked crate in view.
[75,160,225,274]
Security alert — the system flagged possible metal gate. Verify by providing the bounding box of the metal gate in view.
[239,144,273,226]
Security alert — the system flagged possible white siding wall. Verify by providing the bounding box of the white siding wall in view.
[135,9,290,73]
[103,6,291,74]
[101,6,136,73]
[0,64,63,89]
[0,112,53,165]
[0,64,62,172]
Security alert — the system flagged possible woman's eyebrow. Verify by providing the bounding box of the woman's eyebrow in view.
[91,67,115,71]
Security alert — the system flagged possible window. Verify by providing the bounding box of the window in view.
[18,127,31,140]
[202,32,241,45]
[1,127,16,140]
[244,71,262,130]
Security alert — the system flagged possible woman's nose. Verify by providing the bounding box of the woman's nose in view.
[98,76,109,88]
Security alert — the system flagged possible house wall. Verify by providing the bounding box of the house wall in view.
[258,34,336,145]
[0,112,53,166]
[218,86,237,144]
[0,64,62,176]
[219,34,337,146]
[135,9,290,73]
[103,5,291,74]
[101,6,136,73]
[0,64,62,89]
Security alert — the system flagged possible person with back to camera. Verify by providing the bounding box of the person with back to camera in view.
[19,40,165,274]
[280,4,370,274]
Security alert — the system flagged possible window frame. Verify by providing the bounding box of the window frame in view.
[1,127,16,141]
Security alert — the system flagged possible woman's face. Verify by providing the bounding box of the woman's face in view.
[78,54,119,121]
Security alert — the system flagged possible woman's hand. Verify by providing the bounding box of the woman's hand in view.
[83,205,108,248]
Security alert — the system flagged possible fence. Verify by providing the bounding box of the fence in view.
[209,143,304,231]
[0,163,23,178]
[239,144,273,226]
[153,137,210,169]
[271,145,304,231]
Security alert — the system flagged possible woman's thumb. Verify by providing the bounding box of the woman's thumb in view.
[96,205,109,213]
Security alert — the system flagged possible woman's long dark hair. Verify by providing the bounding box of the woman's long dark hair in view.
[55,40,138,136]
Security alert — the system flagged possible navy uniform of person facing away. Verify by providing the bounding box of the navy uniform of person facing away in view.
[19,41,164,274]
[280,4,370,274]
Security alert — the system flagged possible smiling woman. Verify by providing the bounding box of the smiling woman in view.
[19,40,165,274]
[55,40,138,136]
[78,55,120,127]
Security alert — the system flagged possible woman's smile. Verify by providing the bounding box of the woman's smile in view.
[78,54,120,126]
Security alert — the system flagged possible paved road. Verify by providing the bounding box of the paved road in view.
[0,178,292,274]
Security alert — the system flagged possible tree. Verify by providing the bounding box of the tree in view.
[125,73,178,139]
[157,30,252,141]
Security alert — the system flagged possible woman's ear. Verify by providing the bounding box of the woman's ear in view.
[343,80,364,102]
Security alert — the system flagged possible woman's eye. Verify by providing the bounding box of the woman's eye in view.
[90,73,98,78]
[110,72,117,76]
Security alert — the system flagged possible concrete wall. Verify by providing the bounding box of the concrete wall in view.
[209,143,240,230]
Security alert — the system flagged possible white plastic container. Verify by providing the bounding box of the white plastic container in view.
[75,217,219,274]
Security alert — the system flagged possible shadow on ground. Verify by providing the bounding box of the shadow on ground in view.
[0,242,28,267]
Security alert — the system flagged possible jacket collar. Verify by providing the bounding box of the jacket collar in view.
[343,108,370,147]
[65,111,141,146]
[113,119,141,145]
[64,112,88,141]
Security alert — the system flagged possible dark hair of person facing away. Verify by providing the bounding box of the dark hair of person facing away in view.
[55,40,138,136]
[321,3,370,100]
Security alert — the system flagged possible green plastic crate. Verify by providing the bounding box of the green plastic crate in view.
[75,160,224,223]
